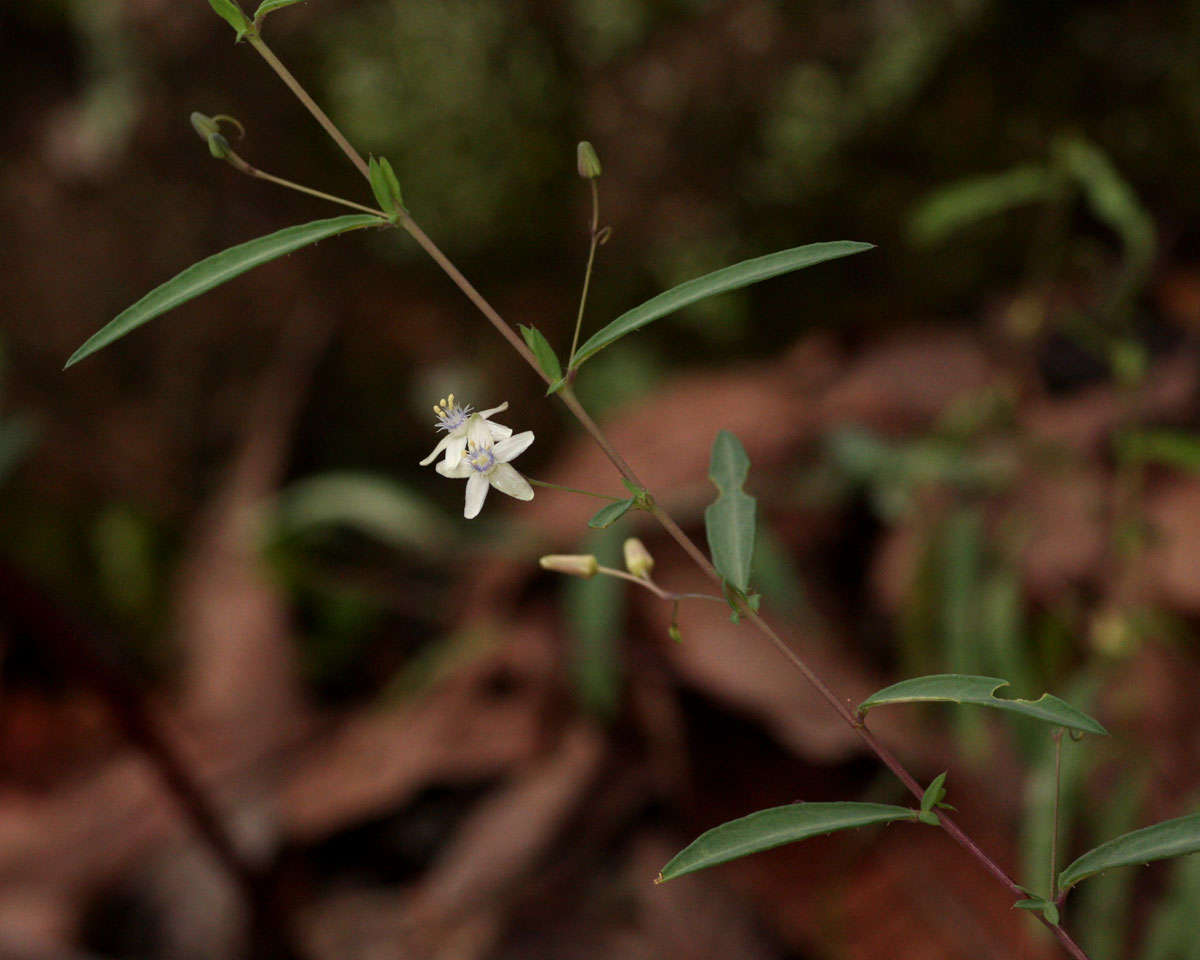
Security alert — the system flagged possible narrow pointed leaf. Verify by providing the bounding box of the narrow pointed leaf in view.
[657,802,917,883]
[378,156,403,210]
[704,430,755,592]
[369,156,393,215]
[858,674,1108,736]
[208,0,251,38]
[519,324,563,382]
[921,771,948,814]
[588,498,634,529]
[1058,812,1200,893]
[66,215,382,368]
[570,241,873,369]
[253,0,307,23]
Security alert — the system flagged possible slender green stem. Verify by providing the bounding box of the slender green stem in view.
[1051,728,1064,901]
[594,566,724,605]
[527,477,624,501]
[566,179,601,370]
[247,34,372,183]
[597,565,670,598]
[239,39,1093,960]
[224,150,388,217]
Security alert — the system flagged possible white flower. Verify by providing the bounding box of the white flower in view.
[420,394,512,469]
[436,432,535,518]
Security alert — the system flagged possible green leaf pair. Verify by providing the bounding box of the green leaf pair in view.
[1014,895,1060,927]
[368,155,404,220]
[208,0,307,39]
[918,771,954,826]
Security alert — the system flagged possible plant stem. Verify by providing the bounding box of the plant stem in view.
[594,565,725,605]
[566,179,601,370]
[596,565,671,598]
[240,39,1094,960]
[1051,728,1064,901]
[527,477,625,501]
[224,149,387,216]
[247,34,372,182]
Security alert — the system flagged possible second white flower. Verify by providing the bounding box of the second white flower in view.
[436,431,535,518]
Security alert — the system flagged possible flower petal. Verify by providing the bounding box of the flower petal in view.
[437,457,473,479]
[479,401,509,420]
[464,473,490,518]
[489,463,534,501]
[442,435,469,469]
[419,435,450,466]
[466,414,497,449]
[485,421,513,442]
[493,431,534,463]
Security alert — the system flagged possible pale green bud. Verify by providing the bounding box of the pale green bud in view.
[623,538,654,578]
[576,141,602,179]
[539,554,599,578]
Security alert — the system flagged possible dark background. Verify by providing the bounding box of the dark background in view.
[2,1,1200,958]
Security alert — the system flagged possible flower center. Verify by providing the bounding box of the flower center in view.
[433,393,472,433]
[465,443,496,474]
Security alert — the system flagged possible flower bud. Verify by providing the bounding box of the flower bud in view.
[623,538,654,578]
[190,112,220,141]
[576,141,602,179]
[207,133,231,159]
[539,554,598,578]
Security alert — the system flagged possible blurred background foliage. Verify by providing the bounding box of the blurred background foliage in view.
[4,1,1200,958]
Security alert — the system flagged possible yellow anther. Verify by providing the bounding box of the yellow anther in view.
[447,393,455,407]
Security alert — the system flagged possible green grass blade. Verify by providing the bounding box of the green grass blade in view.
[1060,812,1200,894]
[858,674,1108,736]
[704,430,755,592]
[569,241,872,369]
[657,802,917,883]
[65,214,382,368]
[908,164,1058,246]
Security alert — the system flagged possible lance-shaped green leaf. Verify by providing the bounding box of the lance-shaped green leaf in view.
[253,0,307,25]
[588,498,634,529]
[66,215,382,368]
[858,674,1108,736]
[657,802,917,883]
[569,241,872,369]
[705,430,755,592]
[519,324,563,383]
[208,0,252,39]
[1058,812,1200,894]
